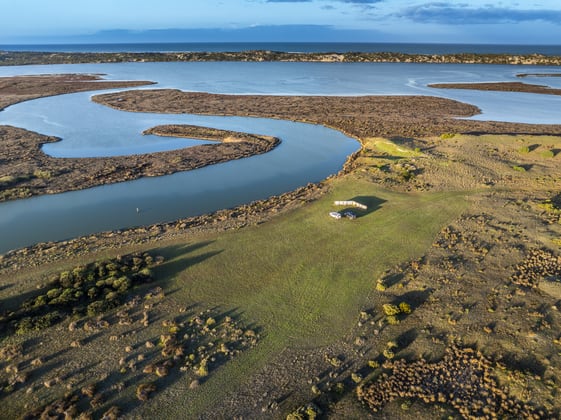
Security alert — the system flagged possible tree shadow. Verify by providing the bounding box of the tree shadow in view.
[551,192,561,207]
[0,283,14,293]
[0,283,54,315]
[513,163,533,171]
[396,328,418,349]
[382,272,405,288]
[499,352,547,377]
[389,136,419,149]
[152,241,216,261]
[392,289,434,311]
[149,241,223,284]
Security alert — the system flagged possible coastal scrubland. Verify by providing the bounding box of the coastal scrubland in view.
[1,73,561,418]
[2,50,561,66]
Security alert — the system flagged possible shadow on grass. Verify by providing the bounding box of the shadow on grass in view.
[514,163,533,171]
[389,136,419,149]
[382,272,405,288]
[0,283,54,315]
[334,195,386,219]
[150,241,223,286]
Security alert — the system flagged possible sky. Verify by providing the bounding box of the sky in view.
[2,0,561,44]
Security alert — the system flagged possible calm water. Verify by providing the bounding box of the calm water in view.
[1,61,561,253]
[2,42,561,55]
[1,61,561,127]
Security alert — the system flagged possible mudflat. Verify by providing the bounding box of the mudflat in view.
[429,81,561,95]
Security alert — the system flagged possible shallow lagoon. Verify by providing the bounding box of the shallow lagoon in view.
[0,109,359,253]
[1,61,560,253]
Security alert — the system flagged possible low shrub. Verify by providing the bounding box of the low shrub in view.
[7,252,160,336]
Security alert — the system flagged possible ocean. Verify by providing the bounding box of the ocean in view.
[1,42,561,55]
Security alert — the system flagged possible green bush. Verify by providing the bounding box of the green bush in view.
[105,291,119,301]
[87,299,117,317]
[58,271,73,288]
[399,302,412,314]
[33,169,52,179]
[9,252,158,336]
[15,317,34,335]
[0,175,16,185]
[112,276,131,293]
[15,312,61,335]
[46,288,62,300]
[382,304,400,316]
[87,287,99,299]
[33,295,48,308]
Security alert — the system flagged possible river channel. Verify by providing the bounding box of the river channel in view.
[1,61,560,253]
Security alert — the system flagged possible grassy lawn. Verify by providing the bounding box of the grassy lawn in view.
[369,137,422,158]
[140,176,469,417]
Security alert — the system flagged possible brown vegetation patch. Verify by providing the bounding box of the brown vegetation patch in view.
[510,248,561,288]
[1,251,259,418]
[517,73,561,78]
[429,81,561,96]
[94,89,561,142]
[0,124,279,202]
[357,346,545,419]
[3,76,561,204]
[0,74,153,111]
[143,124,279,152]
[2,50,561,66]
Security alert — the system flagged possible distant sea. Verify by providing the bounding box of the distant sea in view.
[2,42,561,55]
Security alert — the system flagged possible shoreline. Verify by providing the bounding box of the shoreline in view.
[0,75,280,203]
[2,75,561,260]
[2,50,561,66]
[4,77,561,204]
[93,88,561,140]
[429,81,561,96]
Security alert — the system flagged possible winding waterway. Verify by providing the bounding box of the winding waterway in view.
[1,62,561,253]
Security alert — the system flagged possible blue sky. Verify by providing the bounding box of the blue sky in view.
[2,0,561,44]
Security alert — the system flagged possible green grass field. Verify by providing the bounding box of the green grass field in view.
[139,176,469,417]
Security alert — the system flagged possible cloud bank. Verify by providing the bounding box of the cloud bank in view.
[398,3,561,25]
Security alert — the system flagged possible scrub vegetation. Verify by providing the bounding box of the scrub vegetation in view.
[2,50,561,66]
[2,74,561,418]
